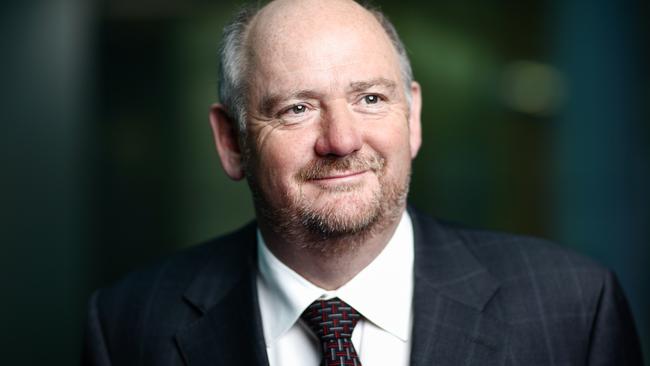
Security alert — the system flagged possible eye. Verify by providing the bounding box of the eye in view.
[289,104,307,114]
[363,95,380,104]
[277,103,313,123]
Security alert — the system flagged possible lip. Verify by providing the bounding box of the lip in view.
[311,170,368,181]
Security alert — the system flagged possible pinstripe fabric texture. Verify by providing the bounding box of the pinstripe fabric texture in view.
[82,208,643,366]
[301,298,362,366]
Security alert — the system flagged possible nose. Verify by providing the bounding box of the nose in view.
[314,103,362,157]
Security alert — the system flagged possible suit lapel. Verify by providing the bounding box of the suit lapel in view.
[172,211,510,366]
[408,209,509,366]
[175,222,269,366]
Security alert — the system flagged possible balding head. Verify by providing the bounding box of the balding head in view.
[249,0,384,55]
[217,0,413,133]
[210,0,422,248]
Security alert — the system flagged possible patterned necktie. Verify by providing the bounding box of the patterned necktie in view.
[300,297,363,366]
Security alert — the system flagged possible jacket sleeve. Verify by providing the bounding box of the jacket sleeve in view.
[82,290,112,366]
[587,270,644,365]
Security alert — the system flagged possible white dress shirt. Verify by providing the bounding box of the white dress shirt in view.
[256,211,414,366]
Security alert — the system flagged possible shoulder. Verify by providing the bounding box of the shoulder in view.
[89,221,256,334]
[99,221,254,299]
[410,208,608,282]
[409,212,642,363]
[409,208,616,323]
[83,221,257,364]
[447,221,607,280]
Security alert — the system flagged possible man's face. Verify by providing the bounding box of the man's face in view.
[241,0,421,238]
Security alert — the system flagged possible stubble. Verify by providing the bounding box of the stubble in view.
[247,150,410,256]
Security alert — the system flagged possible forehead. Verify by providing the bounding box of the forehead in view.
[245,0,402,96]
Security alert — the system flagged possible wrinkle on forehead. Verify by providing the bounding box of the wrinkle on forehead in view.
[249,47,401,101]
[254,60,381,92]
[247,34,399,91]
[244,0,405,116]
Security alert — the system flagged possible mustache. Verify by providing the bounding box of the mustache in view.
[296,152,385,181]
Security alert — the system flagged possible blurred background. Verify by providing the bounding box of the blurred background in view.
[1,0,648,363]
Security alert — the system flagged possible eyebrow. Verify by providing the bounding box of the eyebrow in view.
[259,90,323,117]
[257,77,398,117]
[348,77,397,94]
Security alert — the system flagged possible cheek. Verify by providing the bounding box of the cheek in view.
[365,121,413,180]
[255,132,314,190]
[366,119,412,158]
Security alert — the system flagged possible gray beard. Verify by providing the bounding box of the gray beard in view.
[246,153,410,255]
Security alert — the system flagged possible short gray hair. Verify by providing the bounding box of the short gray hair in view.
[217,1,414,134]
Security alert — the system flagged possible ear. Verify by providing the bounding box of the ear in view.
[209,103,245,180]
[408,81,422,159]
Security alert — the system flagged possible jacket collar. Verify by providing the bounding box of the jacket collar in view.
[181,221,257,313]
[176,208,508,366]
[409,207,500,311]
[408,207,508,366]
[176,222,270,366]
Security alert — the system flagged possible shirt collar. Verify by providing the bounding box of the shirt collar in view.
[256,211,414,345]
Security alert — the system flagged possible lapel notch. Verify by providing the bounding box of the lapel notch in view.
[408,208,509,366]
[175,222,269,366]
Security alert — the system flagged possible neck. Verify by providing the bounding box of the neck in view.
[258,207,404,290]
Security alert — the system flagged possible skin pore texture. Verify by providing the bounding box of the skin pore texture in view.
[210,0,422,290]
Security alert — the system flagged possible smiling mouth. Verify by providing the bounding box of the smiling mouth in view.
[311,170,368,181]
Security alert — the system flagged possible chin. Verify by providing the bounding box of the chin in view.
[251,166,410,244]
[299,193,383,237]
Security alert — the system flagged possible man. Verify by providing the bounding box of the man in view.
[83,0,643,365]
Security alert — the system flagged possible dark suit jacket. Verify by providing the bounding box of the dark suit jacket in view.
[83,208,643,365]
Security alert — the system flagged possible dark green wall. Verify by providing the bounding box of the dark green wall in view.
[1,0,647,363]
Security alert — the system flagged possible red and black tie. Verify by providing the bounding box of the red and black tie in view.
[301,298,363,366]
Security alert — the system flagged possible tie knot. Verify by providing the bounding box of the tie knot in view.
[300,297,361,341]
